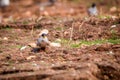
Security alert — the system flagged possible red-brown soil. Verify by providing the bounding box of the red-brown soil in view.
[0,0,120,80]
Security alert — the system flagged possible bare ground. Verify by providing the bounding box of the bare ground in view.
[0,0,120,80]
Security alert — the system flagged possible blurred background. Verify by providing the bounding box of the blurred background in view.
[0,0,120,23]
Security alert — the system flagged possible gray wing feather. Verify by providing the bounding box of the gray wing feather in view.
[36,37,50,46]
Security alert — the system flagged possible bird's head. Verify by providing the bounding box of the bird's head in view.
[41,33,47,38]
[39,29,49,37]
[91,3,96,8]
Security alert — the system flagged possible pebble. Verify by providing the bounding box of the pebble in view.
[20,46,27,51]
[110,6,117,13]
[3,37,8,40]
[44,11,49,16]
[32,63,37,66]
[107,51,114,55]
[50,42,61,47]
[40,6,45,11]
[111,25,116,28]
[26,56,36,60]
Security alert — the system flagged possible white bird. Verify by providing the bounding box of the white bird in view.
[36,29,50,50]
[88,3,98,16]
[37,33,50,47]
[20,29,61,52]
[0,0,10,7]
[37,29,61,48]
[49,0,55,5]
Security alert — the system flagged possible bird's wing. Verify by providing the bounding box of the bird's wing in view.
[37,37,43,45]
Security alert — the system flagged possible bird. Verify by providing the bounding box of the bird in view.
[88,3,98,16]
[20,29,61,53]
[48,0,55,5]
[37,33,50,49]
[20,29,50,52]
[36,29,50,51]
[40,0,55,8]
[0,0,10,7]
[36,29,61,49]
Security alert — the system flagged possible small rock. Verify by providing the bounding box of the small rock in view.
[51,64,55,66]
[111,25,116,28]
[40,6,45,11]
[107,51,114,55]
[26,56,36,60]
[44,11,49,16]
[20,46,27,51]
[13,67,16,70]
[24,11,32,17]
[64,31,69,36]
[111,16,117,20]
[84,17,89,21]
[3,37,8,40]
[49,42,61,47]
[110,6,117,13]
[32,63,38,66]
[41,61,45,63]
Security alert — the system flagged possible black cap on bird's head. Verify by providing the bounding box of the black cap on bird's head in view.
[41,33,47,37]
[39,29,49,37]
[91,3,96,7]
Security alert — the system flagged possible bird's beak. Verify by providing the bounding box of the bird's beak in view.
[43,35,47,38]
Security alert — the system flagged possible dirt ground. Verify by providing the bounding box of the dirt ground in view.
[0,0,120,80]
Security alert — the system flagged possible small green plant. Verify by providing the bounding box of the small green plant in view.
[7,60,15,66]
[63,39,104,48]
[108,39,120,44]
[110,30,118,39]
[113,21,120,25]
[97,15,112,19]
[2,25,12,30]
[22,21,29,25]
[10,45,22,49]
[63,39,120,48]
[59,37,120,49]
[70,43,81,48]
[54,27,62,31]
[61,39,69,44]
